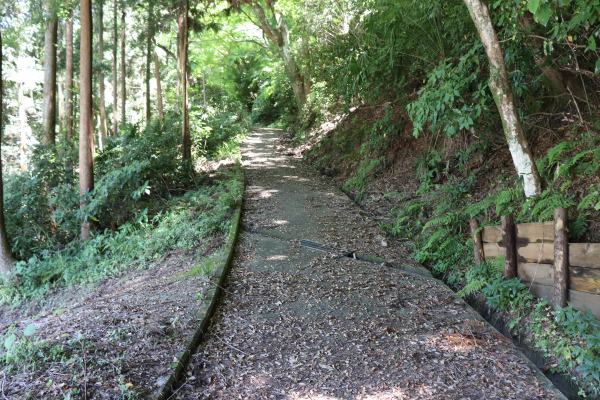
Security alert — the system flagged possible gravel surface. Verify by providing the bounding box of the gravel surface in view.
[174,128,564,400]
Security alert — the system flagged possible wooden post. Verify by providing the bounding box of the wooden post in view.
[501,215,517,279]
[470,219,484,266]
[554,208,569,308]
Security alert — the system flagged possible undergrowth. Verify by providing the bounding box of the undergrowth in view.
[0,167,243,305]
[383,130,600,397]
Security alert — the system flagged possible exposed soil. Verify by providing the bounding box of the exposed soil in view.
[174,128,564,399]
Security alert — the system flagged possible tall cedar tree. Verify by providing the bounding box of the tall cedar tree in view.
[65,10,74,141]
[179,0,191,160]
[42,0,58,145]
[0,31,15,275]
[79,0,94,239]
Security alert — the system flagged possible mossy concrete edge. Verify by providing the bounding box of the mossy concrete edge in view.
[154,166,245,400]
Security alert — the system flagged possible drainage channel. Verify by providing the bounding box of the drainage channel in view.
[244,226,431,278]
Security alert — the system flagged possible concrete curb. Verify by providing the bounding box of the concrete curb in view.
[154,166,245,400]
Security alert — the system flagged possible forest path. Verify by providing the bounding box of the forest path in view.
[175,128,564,399]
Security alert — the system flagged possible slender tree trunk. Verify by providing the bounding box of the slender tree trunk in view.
[80,0,94,240]
[154,51,164,121]
[65,12,74,142]
[0,31,14,276]
[176,16,182,112]
[120,9,126,126]
[98,2,108,140]
[42,0,58,145]
[145,2,153,127]
[112,0,118,135]
[58,75,65,130]
[464,0,541,197]
[18,83,29,172]
[249,3,308,108]
[179,1,191,161]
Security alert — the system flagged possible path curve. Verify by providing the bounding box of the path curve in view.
[176,128,564,399]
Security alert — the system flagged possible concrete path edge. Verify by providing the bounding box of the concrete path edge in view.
[154,165,245,400]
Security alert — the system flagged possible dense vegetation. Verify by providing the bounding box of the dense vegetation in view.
[2,0,600,397]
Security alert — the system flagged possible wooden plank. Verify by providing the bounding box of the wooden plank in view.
[518,263,553,286]
[515,221,554,243]
[571,267,600,295]
[483,221,554,244]
[517,242,554,264]
[482,225,502,243]
[483,242,503,259]
[521,281,600,317]
[569,243,600,268]
[518,263,600,295]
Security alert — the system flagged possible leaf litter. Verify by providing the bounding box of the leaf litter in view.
[174,129,563,400]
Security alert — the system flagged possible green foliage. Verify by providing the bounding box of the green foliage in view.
[343,157,386,204]
[457,256,504,298]
[0,167,244,305]
[407,46,490,140]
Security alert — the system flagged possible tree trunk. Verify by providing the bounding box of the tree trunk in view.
[80,0,94,240]
[179,2,191,161]
[120,9,126,126]
[0,31,14,276]
[65,12,74,142]
[249,2,308,108]
[464,0,541,197]
[112,0,118,135]
[145,2,153,127]
[97,2,108,140]
[154,51,164,121]
[18,83,29,172]
[42,0,58,145]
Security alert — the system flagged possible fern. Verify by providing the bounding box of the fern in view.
[578,187,600,211]
[422,212,457,232]
[495,187,523,216]
[458,279,487,298]
[569,212,588,241]
[466,195,496,219]
[521,189,575,222]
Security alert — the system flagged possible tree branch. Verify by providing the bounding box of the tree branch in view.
[153,39,176,60]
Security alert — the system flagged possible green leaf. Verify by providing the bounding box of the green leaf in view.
[588,36,597,52]
[3,333,16,350]
[595,58,600,75]
[24,324,36,337]
[528,0,541,13]
[534,4,552,26]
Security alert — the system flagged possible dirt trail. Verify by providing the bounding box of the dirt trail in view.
[175,128,564,399]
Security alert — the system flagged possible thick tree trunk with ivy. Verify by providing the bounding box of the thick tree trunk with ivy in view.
[42,0,58,145]
[80,0,95,240]
[0,32,14,276]
[65,12,74,142]
[464,0,541,197]
[179,1,191,161]
[247,1,309,108]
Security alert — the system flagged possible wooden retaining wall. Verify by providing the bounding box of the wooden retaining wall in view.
[470,209,600,317]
